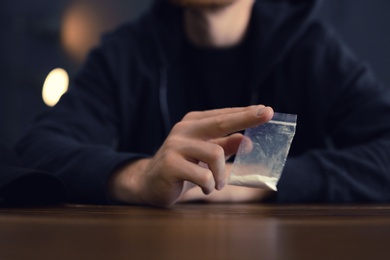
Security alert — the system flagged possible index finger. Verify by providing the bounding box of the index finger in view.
[182,106,259,121]
[191,105,274,139]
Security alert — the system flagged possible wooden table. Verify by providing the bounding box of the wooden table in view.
[1,203,390,260]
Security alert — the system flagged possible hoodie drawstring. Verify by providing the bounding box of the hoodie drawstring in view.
[159,67,172,136]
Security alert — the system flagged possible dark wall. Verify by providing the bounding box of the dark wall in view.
[0,0,152,148]
[319,0,390,86]
[1,0,389,148]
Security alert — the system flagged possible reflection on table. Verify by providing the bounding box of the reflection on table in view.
[1,203,390,260]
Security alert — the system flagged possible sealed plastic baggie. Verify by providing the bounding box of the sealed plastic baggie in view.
[228,112,297,191]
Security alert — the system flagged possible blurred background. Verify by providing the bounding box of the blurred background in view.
[0,0,389,148]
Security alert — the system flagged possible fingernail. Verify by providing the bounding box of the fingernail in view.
[255,105,266,117]
[217,180,226,190]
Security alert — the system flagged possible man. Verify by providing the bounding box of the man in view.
[16,0,390,206]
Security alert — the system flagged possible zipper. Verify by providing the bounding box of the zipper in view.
[159,67,172,136]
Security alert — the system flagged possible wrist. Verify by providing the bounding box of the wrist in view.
[108,158,150,205]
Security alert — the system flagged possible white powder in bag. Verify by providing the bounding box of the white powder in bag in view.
[228,174,278,191]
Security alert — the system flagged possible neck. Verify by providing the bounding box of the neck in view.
[184,0,254,48]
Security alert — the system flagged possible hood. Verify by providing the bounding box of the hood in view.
[251,0,322,83]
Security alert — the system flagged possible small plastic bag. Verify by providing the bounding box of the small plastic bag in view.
[228,112,297,191]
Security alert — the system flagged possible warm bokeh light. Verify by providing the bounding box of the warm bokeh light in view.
[61,2,101,64]
[42,68,69,107]
[60,0,144,64]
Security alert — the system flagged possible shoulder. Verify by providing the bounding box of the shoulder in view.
[83,12,161,77]
[288,20,365,80]
[99,15,154,57]
[294,20,358,62]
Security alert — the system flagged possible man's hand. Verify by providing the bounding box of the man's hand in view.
[178,162,276,203]
[109,105,274,207]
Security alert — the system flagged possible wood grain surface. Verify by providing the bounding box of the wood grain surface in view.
[1,203,390,260]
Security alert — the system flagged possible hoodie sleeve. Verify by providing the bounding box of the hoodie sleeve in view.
[275,23,390,203]
[15,33,147,204]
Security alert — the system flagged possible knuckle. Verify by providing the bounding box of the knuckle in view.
[159,151,177,170]
[214,114,228,133]
[164,135,180,150]
[203,170,214,182]
[198,169,215,188]
[171,121,190,134]
[183,111,200,120]
[209,145,225,161]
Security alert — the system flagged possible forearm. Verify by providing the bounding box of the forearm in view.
[276,141,390,203]
[16,131,145,204]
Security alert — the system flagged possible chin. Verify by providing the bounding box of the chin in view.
[169,0,237,8]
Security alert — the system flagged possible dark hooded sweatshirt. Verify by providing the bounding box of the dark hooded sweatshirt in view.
[16,0,390,204]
